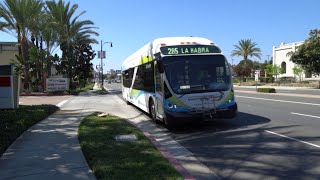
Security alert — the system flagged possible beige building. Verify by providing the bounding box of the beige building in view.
[273,41,320,80]
[0,42,18,65]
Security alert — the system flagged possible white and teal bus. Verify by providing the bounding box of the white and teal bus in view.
[122,37,237,128]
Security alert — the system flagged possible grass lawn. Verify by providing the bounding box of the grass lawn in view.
[0,105,59,156]
[78,113,183,180]
[68,83,94,95]
[92,88,108,95]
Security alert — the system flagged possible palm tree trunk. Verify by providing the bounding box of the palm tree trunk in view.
[21,32,30,91]
[244,55,248,64]
[17,25,22,57]
[47,41,51,77]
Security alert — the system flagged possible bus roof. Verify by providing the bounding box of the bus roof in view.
[122,37,219,70]
[151,37,215,53]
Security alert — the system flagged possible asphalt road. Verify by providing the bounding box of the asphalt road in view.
[105,83,320,180]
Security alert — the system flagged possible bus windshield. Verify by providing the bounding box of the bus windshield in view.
[163,55,231,94]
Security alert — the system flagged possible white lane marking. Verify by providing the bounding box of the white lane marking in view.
[237,95,320,106]
[291,112,320,119]
[56,100,68,107]
[265,130,320,148]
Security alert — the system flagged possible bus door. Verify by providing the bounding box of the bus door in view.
[155,63,164,118]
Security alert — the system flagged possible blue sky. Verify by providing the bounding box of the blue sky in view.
[1,0,320,72]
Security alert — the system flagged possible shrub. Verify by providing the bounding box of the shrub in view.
[233,78,240,83]
[47,91,67,95]
[260,77,274,83]
[67,90,80,95]
[244,77,255,82]
[257,88,276,93]
[279,76,296,83]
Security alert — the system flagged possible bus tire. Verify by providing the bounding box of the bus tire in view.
[149,100,160,124]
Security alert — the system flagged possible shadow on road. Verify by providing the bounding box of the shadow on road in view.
[169,112,271,134]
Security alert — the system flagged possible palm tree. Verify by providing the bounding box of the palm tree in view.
[28,10,59,78]
[45,0,98,85]
[231,39,262,64]
[0,0,43,90]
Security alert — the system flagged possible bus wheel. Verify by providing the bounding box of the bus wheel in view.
[149,100,160,124]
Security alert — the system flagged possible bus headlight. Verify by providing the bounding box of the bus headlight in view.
[167,103,178,109]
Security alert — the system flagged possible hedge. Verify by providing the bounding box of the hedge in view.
[257,88,276,93]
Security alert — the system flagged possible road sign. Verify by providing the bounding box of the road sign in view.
[98,51,106,59]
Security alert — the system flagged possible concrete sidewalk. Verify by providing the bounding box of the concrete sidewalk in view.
[0,108,95,180]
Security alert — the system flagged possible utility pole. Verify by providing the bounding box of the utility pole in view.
[99,40,113,87]
[96,65,100,84]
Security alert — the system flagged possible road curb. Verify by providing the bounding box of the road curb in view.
[120,115,196,179]
[143,131,196,180]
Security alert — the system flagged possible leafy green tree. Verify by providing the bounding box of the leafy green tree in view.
[231,39,262,64]
[233,62,252,85]
[292,65,304,82]
[265,64,283,81]
[73,44,96,88]
[10,54,24,79]
[28,10,59,78]
[259,60,271,77]
[253,61,261,70]
[289,29,320,76]
[28,46,41,80]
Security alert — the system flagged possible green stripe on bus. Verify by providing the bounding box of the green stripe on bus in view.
[129,89,141,98]
[168,96,189,108]
[139,56,152,65]
[221,91,233,104]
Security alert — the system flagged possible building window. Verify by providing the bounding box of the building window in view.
[281,61,286,74]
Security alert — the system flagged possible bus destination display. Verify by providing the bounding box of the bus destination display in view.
[160,45,221,55]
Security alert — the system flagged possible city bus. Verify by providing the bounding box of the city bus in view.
[121,37,237,128]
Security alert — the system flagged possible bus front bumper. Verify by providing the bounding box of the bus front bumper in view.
[164,103,238,121]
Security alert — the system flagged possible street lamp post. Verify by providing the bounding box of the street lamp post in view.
[96,64,100,83]
[99,40,113,87]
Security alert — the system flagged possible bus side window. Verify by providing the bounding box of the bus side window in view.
[122,70,130,87]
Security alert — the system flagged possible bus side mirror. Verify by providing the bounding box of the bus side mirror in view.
[157,60,164,73]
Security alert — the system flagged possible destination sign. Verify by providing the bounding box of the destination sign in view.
[160,45,221,55]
